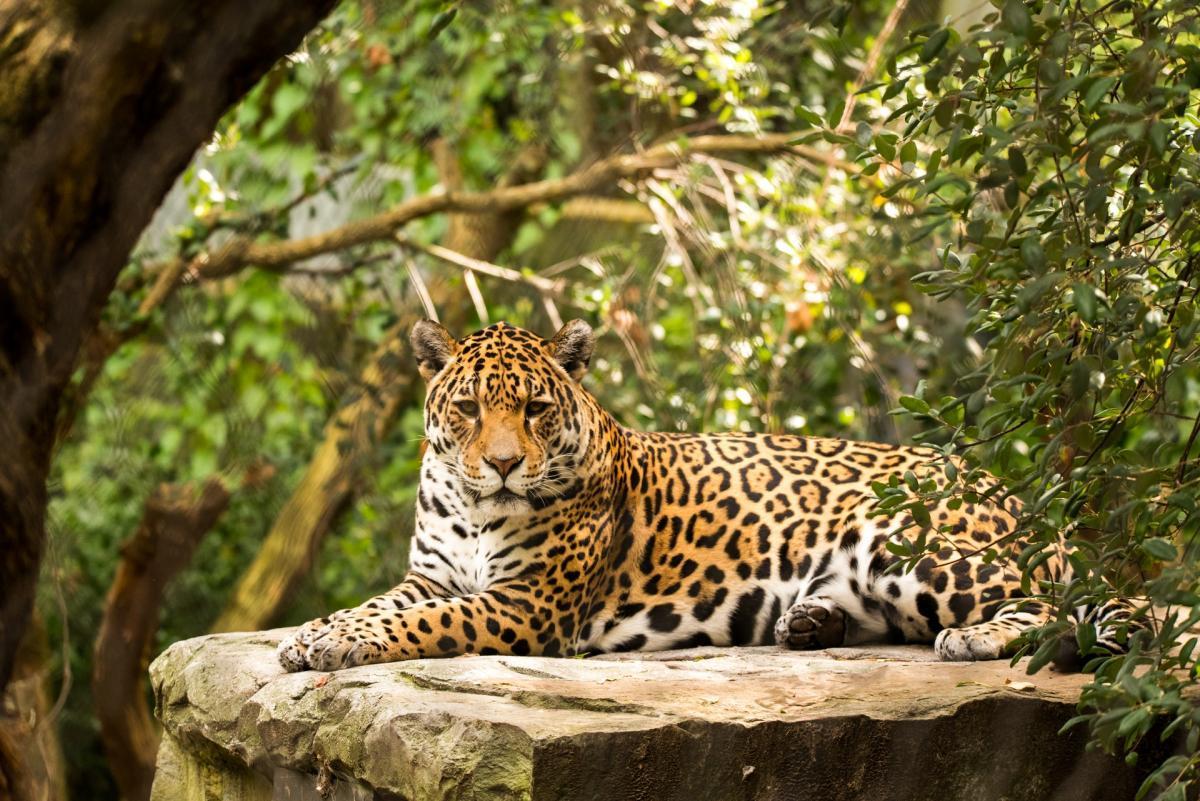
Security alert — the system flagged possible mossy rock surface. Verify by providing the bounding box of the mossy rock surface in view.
[150,630,1143,801]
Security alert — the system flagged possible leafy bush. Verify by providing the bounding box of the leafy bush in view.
[852,1,1200,795]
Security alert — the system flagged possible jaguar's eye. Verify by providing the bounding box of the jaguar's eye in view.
[525,401,551,417]
[454,399,480,417]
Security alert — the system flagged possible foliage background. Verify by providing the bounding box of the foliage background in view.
[31,0,1200,798]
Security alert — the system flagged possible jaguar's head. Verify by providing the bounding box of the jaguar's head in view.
[411,319,596,512]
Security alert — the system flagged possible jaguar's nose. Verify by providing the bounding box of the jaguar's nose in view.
[485,454,524,479]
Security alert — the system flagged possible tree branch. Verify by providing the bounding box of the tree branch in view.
[152,131,830,292]
[835,0,913,134]
[560,196,656,224]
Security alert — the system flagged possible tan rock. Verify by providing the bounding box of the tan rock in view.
[150,630,1144,801]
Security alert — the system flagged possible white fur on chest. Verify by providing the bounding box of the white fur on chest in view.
[409,456,521,595]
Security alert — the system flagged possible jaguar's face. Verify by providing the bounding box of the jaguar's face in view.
[412,319,595,513]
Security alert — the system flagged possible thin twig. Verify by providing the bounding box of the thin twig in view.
[541,294,564,330]
[1177,409,1200,484]
[835,0,912,134]
[396,234,563,294]
[463,270,489,325]
[405,258,438,321]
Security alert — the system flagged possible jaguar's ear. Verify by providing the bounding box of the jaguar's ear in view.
[549,319,594,381]
[410,320,457,381]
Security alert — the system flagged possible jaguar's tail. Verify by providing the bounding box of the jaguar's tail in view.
[1051,596,1150,671]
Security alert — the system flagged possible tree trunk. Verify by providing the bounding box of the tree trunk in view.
[0,0,336,709]
[0,618,66,801]
[0,3,334,796]
[93,480,231,801]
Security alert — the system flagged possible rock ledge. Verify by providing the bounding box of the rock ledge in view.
[150,629,1136,801]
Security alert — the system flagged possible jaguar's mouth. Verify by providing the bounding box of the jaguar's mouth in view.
[486,488,528,505]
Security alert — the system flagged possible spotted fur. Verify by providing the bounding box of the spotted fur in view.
[279,320,1137,672]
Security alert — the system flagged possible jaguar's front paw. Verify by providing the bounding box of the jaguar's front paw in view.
[277,611,350,672]
[303,619,390,672]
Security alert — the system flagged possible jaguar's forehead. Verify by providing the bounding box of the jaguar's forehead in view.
[458,321,546,355]
[442,322,562,404]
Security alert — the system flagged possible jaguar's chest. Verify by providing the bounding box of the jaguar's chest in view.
[411,462,546,595]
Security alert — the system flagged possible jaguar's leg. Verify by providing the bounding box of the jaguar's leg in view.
[365,572,453,610]
[774,527,899,652]
[774,595,848,649]
[300,577,561,671]
[933,599,1052,661]
[277,572,450,671]
[288,579,562,672]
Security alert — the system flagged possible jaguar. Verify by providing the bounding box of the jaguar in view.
[278,319,1135,672]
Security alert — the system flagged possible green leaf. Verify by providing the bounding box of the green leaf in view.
[899,395,931,414]
[1141,538,1177,562]
[926,149,943,179]
[875,133,897,161]
[830,2,850,33]
[933,99,956,128]
[1026,636,1059,674]
[921,29,951,63]
[1149,121,1168,156]
[1003,180,1020,208]
[1076,621,1097,654]
[882,78,910,101]
[1044,74,1088,105]
[1001,0,1032,38]
[856,121,874,147]
[795,106,824,127]
[1020,237,1045,271]
[1116,707,1151,738]
[427,7,458,39]
[1007,147,1027,176]
[1084,76,1118,110]
[1072,283,1098,322]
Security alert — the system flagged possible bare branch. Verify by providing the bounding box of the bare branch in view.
[541,294,564,330]
[560,196,655,224]
[462,270,489,325]
[53,129,838,446]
